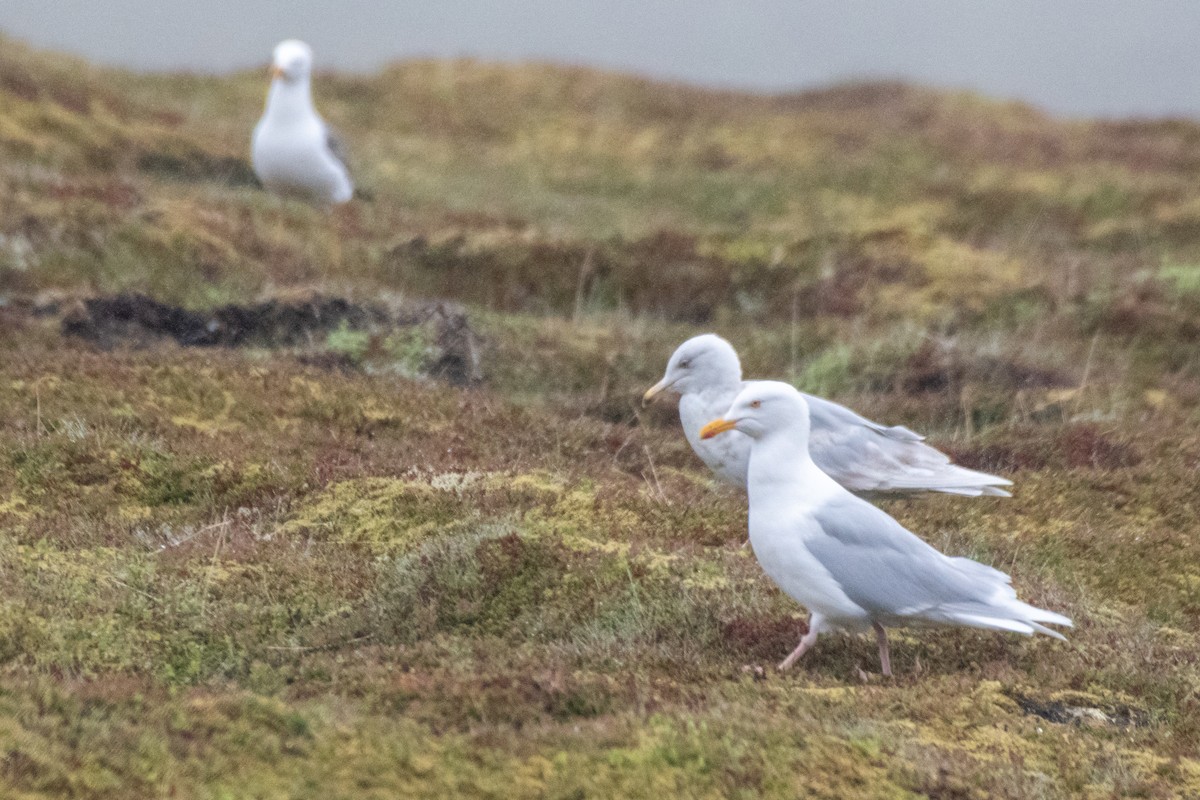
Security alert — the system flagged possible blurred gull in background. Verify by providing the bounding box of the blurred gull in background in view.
[252,39,353,206]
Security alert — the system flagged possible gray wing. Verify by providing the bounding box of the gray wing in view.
[803,392,923,442]
[322,121,352,176]
[802,392,1011,496]
[804,495,1010,619]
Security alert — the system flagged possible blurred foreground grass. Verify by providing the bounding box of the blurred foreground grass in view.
[2,36,1200,798]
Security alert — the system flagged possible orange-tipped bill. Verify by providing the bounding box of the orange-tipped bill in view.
[270,65,285,79]
[641,378,671,407]
[700,417,737,440]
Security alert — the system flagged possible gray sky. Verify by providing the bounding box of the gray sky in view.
[2,1,1198,118]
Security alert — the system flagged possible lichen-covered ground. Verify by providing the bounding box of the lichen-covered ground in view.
[2,36,1200,798]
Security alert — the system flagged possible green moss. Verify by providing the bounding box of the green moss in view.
[281,476,484,550]
[1159,262,1200,299]
[2,35,1200,797]
[383,327,437,377]
[325,320,372,364]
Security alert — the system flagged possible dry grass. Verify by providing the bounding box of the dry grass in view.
[2,35,1200,797]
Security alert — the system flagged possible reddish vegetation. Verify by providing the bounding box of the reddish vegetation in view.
[951,423,1141,474]
[896,341,1074,396]
[1058,423,1141,469]
[2,39,1200,796]
[722,615,806,661]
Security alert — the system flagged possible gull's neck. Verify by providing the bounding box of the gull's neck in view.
[692,370,742,399]
[265,77,316,123]
[746,426,837,506]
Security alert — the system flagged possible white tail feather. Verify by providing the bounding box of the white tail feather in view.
[941,597,1072,640]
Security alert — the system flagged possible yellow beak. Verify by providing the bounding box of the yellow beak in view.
[270,65,285,80]
[699,417,738,440]
[641,378,672,407]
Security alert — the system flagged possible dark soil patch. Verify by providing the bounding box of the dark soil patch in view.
[722,615,806,661]
[392,228,796,323]
[946,441,1051,475]
[1012,693,1148,729]
[1058,423,1142,469]
[949,422,1140,474]
[899,340,1075,395]
[796,250,920,318]
[1086,285,1200,342]
[135,146,259,187]
[61,293,482,385]
[63,293,386,348]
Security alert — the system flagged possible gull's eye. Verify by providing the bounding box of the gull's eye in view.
[679,359,691,369]
[750,400,761,409]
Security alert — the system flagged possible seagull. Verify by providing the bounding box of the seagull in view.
[251,39,354,206]
[644,334,1012,497]
[700,381,1070,675]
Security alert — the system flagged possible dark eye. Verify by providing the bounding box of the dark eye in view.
[679,359,691,369]
[750,400,761,409]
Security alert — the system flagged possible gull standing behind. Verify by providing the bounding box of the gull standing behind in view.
[644,334,1012,497]
[252,39,354,206]
[700,381,1070,675]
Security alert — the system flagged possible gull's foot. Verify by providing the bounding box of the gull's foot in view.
[741,664,767,681]
[779,615,821,671]
[874,622,893,677]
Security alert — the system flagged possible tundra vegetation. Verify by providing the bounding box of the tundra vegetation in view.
[1,36,1199,798]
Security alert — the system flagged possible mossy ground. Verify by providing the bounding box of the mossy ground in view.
[2,36,1200,797]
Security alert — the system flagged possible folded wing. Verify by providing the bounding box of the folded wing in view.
[805,496,1070,637]
[803,393,1012,497]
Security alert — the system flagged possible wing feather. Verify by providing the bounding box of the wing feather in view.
[323,122,352,176]
[804,495,1070,636]
[805,496,1008,617]
[802,392,1011,495]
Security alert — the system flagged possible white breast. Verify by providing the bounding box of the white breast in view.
[252,89,352,205]
[678,387,750,488]
[746,447,871,629]
[753,514,866,624]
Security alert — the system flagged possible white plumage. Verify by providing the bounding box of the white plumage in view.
[252,39,353,206]
[644,334,1012,497]
[700,381,1071,674]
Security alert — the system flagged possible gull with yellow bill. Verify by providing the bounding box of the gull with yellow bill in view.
[252,39,354,206]
[700,381,1071,675]
[645,334,1011,497]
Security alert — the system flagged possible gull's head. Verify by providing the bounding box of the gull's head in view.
[270,39,314,83]
[700,381,809,442]
[642,334,741,406]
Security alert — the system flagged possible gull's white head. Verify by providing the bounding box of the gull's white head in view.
[642,334,742,405]
[270,39,314,83]
[699,381,809,442]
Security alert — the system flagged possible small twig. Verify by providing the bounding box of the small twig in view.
[107,577,161,605]
[611,430,636,465]
[572,246,596,322]
[959,385,975,439]
[642,445,671,505]
[790,285,801,384]
[612,406,645,466]
[34,383,43,439]
[598,371,611,408]
[624,562,645,618]
[264,634,374,653]
[1074,330,1101,416]
[153,519,231,553]
[199,515,229,619]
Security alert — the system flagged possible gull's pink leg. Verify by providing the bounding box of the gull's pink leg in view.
[778,614,822,671]
[873,622,893,677]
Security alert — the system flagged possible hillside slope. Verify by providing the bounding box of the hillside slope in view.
[1,37,1200,798]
